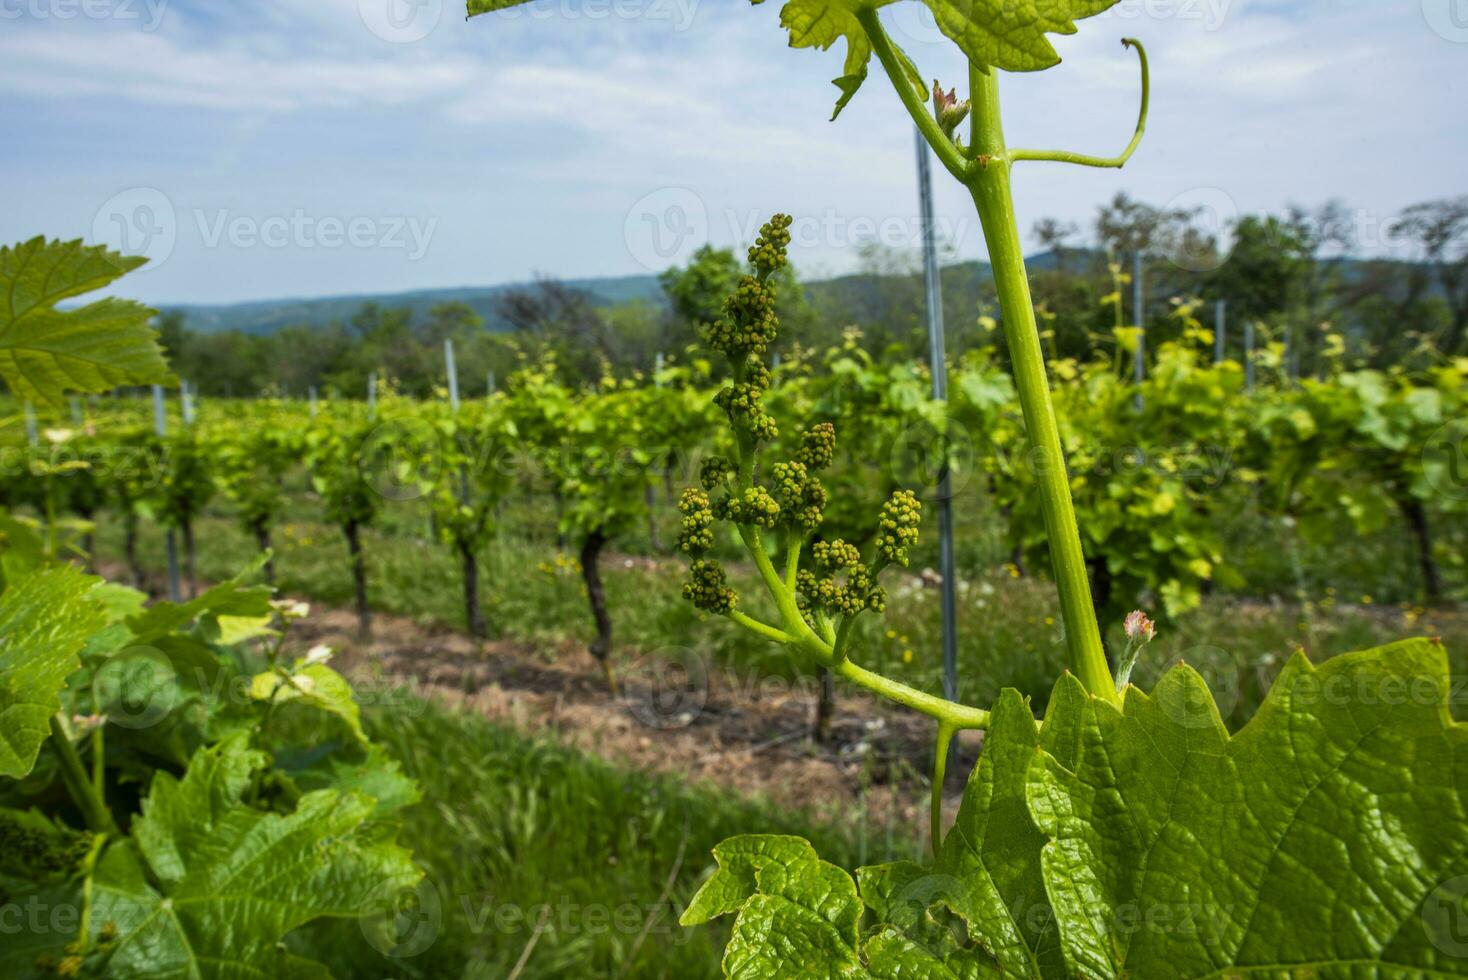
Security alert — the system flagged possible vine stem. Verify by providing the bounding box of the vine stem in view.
[930,723,955,853]
[966,63,1118,704]
[1008,39,1150,169]
[49,715,119,836]
[729,527,992,731]
[856,13,1120,703]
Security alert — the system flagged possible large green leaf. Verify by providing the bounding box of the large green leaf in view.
[0,237,171,406]
[0,565,107,778]
[92,734,421,979]
[689,641,1468,977]
[1029,638,1468,977]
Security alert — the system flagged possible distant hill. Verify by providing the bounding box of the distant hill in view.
[163,273,667,336]
[160,249,1430,337]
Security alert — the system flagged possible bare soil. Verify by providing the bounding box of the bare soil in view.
[100,559,974,838]
[289,605,976,837]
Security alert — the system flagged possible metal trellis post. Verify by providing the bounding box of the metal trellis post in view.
[1133,250,1146,410]
[915,126,960,723]
[153,385,182,602]
[1215,300,1227,365]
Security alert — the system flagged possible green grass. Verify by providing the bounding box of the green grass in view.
[303,699,894,979]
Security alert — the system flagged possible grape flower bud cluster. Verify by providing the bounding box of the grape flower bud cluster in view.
[678,214,925,639]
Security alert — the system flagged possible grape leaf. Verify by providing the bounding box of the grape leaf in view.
[92,734,421,979]
[682,835,869,977]
[250,663,367,745]
[755,0,1119,116]
[1029,638,1468,978]
[0,237,171,406]
[125,555,274,644]
[282,743,423,820]
[753,0,925,120]
[0,565,107,778]
[691,640,1468,977]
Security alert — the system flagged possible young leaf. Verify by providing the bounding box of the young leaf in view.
[249,663,367,745]
[745,0,1122,119]
[681,834,868,976]
[0,565,107,778]
[0,237,171,406]
[282,743,423,820]
[755,0,923,120]
[124,555,275,644]
[694,642,1467,976]
[93,734,421,979]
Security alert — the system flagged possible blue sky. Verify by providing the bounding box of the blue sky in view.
[1,0,1464,304]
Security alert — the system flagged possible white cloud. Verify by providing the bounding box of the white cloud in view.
[1,0,1463,303]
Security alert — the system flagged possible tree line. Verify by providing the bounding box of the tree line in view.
[155,193,1468,397]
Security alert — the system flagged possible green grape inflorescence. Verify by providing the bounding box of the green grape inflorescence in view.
[795,422,835,470]
[683,558,737,614]
[679,214,922,635]
[877,489,922,567]
[678,488,715,554]
[713,382,779,444]
[769,460,827,531]
[700,456,733,491]
[796,562,886,617]
[748,213,792,276]
[715,485,781,529]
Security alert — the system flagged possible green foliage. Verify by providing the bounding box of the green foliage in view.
[0,238,171,406]
[0,547,423,978]
[993,307,1252,621]
[419,399,518,552]
[216,420,299,534]
[152,429,218,530]
[745,0,1124,119]
[0,565,106,777]
[686,640,1467,977]
[306,417,380,532]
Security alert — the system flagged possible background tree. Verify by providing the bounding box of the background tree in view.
[1391,196,1468,354]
